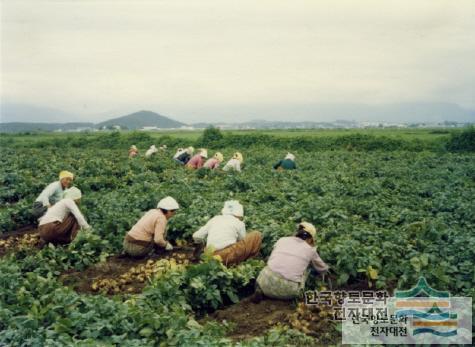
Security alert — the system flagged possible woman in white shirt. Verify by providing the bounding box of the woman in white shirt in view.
[223,152,243,172]
[38,187,90,245]
[32,170,74,219]
[192,200,262,266]
[145,145,158,158]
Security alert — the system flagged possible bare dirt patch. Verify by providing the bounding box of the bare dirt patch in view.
[60,247,198,295]
[0,225,40,257]
[204,297,296,340]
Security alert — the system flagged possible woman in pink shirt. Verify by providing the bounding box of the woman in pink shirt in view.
[255,222,329,300]
[186,149,208,169]
[203,152,224,170]
[123,197,180,257]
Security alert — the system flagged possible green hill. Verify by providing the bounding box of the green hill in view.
[96,110,186,130]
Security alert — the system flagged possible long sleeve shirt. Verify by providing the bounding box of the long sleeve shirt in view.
[39,198,90,228]
[203,158,220,169]
[267,236,328,283]
[126,209,168,247]
[223,158,241,172]
[186,154,205,169]
[192,215,246,251]
[35,181,65,207]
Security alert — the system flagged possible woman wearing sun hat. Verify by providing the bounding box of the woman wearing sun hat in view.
[223,152,243,172]
[32,170,74,219]
[38,187,90,245]
[254,222,329,300]
[192,200,262,266]
[273,152,297,171]
[203,152,224,170]
[174,146,194,165]
[145,145,158,158]
[123,196,180,257]
[186,148,208,169]
[128,145,139,158]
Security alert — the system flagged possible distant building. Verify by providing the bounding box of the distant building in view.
[141,126,160,131]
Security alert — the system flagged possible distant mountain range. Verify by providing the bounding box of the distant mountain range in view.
[0,110,186,133]
[0,102,474,133]
[193,119,361,129]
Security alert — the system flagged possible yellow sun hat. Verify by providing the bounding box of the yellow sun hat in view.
[299,222,316,239]
[233,152,243,163]
[59,171,74,180]
[214,152,224,162]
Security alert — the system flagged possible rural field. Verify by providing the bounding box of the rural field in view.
[0,127,474,346]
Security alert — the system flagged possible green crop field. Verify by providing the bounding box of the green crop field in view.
[0,127,474,346]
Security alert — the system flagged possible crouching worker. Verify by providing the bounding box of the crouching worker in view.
[273,153,296,171]
[123,196,179,257]
[186,148,208,169]
[223,152,243,172]
[255,222,328,300]
[32,170,74,219]
[192,200,262,266]
[129,145,139,158]
[38,187,90,245]
[145,145,158,158]
[203,152,224,170]
[174,147,194,165]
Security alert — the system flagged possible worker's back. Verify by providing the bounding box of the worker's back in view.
[204,215,246,250]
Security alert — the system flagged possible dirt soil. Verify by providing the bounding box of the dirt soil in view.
[203,297,341,343]
[202,276,382,344]
[60,247,197,295]
[203,297,296,340]
[0,225,40,257]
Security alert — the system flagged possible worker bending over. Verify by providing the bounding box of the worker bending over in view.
[223,152,243,172]
[38,187,90,245]
[123,197,179,257]
[203,152,224,170]
[273,153,297,170]
[186,148,208,169]
[193,200,262,266]
[255,222,328,300]
[32,170,74,219]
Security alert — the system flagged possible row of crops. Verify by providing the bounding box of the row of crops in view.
[0,129,474,345]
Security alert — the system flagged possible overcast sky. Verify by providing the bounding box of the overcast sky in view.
[1,0,474,122]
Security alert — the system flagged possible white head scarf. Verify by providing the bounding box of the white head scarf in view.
[285,153,296,161]
[221,200,244,217]
[63,187,82,200]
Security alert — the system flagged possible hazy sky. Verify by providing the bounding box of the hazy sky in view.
[1,0,474,122]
